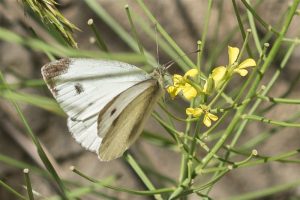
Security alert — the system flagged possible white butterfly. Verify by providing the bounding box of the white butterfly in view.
[41,58,163,161]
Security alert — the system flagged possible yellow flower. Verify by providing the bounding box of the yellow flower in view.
[211,46,256,88]
[186,106,218,127]
[167,69,198,100]
[166,86,180,99]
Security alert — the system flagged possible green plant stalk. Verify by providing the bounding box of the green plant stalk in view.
[197,40,202,74]
[125,5,145,57]
[72,167,173,196]
[246,0,262,53]
[197,0,299,171]
[202,147,300,174]
[198,0,213,70]
[0,79,45,89]
[231,42,296,147]
[1,91,64,116]
[232,0,253,57]
[123,153,163,200]
[88,19,109,52]
[0,153,42,173]
[0,179,27,200]
[242,114,300,127]
[203,42,267,197]
[241,0,280,36]
[0,27,145,63]
[242,111,300,150]
[84,0,156,66]
[260,68,300,113]
[208,30,251,108]
[229,179,300,200]
[48,176,118,200]
[23,169,34,200]
[0,72,69,199]
[203,42,297,195]
[136,0,196,69]
[257,95,300,104]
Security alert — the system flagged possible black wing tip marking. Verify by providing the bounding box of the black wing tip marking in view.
[41,58,71,95]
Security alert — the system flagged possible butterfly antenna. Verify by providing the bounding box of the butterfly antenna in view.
[163,49,201,71]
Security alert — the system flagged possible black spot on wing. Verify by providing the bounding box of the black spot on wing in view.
[110,108,116,116]
[74,83,84,94]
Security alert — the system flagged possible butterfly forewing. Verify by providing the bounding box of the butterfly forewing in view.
[41,58,154,153]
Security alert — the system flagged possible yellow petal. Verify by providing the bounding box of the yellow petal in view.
[207,112,218,121]
[173,74,183,86]
[203,114,212,127]
[186,107,195,115]
[182,83,197,100]
[184,69,198,79]
[212,66,226,85]
[228,46,239,65]
[186,107,202,117]
[237,58,256,69]
[167,86,180,99]
[234,68,248,76]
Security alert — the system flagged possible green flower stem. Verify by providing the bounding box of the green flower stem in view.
[242,114,300,127]
[197,41,202,71]
[232,0,253,57]
[0,27,145,63]
[233,43,269,102]
[23,169,34,200]
[124,153,163,200]
[246,0,262,53]
[208,28,252,108]
[283,37,300,44]
[152,112,182,139]
[0,72,69,199]
[203,41,296,195]
[241,111,300,150]
[198,0,213,70]
[158,102,197,122]
[201,112,228,139]
[0,179,27,200]
[236,29,252,64]
[125,5,145,57]
[257,95,300,104]
[87,19,109,52]
[84,0,156,66]
[258,44,298,114]
[229,180,300,200]
[231,42,296,147]
[202,148,300,174]
[71,166,173,196]
[0,79,45,89]
[241,0,280,36]
[197,0,299,171]
[136,0,196,69]
[0,153,43,173]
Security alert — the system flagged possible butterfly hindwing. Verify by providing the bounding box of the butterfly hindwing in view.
[97,79,162,161]
[41,58,153,152]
